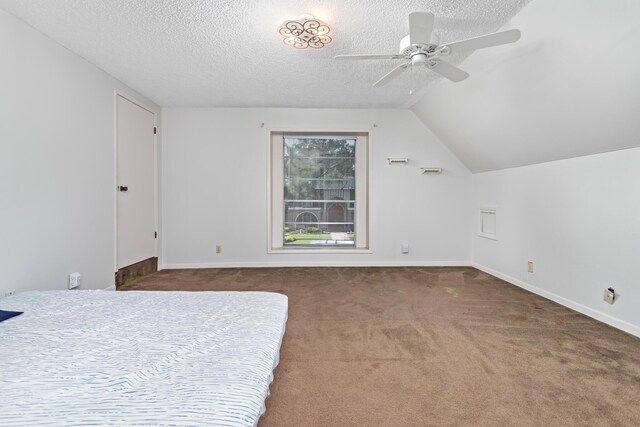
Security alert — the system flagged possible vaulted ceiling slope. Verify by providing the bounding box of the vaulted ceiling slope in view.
[412,0,640,172]
[0,0,528,108]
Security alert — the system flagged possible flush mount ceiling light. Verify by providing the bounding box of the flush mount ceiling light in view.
[278,14,331,49]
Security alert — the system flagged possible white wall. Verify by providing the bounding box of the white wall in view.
[411,0,640,172]
[161,108,471,267]
[0,9,159,293]
[472,148,640,336]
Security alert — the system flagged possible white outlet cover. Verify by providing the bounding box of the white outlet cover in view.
[603,289,615,304]
[69,272,81,289]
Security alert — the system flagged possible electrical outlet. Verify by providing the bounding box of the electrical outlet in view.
[527,261,534,273]
[215,245,222,254]
[603,287,615,304]
[69,272,81,289]
[401,242,410,254]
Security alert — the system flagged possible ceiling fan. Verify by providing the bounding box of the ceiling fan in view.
[335,12,521,87]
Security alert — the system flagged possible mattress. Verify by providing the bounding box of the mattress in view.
[0,290,288,426]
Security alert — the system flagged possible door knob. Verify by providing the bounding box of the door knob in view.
[119,186,128,192]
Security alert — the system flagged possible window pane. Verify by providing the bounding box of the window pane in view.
[283,136,356,247]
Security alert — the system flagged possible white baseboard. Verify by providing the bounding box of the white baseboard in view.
[102,285,117,291]
[160,260,471,269]
[472,262,640,338]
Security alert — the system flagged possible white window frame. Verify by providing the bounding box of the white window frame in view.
[268,130,371,253]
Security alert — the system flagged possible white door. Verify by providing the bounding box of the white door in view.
[116,95,156,269]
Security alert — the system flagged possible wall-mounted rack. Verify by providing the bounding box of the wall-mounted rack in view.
[420,167,443,174]
[387,158,409,164]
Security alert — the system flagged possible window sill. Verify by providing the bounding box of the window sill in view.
[477,233,498,241]
[268,248,372,254]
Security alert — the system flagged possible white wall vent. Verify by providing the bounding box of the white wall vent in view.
[478,206,497,240]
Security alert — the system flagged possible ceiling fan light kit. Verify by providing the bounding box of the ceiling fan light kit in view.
[335,11,521,87]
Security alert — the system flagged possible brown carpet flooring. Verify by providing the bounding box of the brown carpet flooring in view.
[121,267,640,426]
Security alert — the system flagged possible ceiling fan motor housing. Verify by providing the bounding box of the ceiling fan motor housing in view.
[399,35,438,63]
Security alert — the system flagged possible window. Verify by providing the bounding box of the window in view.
[269,131,369,251]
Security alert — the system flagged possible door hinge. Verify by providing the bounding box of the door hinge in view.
[154,231,157,239]
[153,127,157,135]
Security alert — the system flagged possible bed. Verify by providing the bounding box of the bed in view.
[0,290,288,426]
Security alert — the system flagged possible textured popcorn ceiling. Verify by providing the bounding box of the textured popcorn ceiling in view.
[0,0,529,108]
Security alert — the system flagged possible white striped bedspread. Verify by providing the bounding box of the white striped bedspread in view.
[0,290,288,426]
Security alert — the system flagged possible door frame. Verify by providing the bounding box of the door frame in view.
[113,89,159,275]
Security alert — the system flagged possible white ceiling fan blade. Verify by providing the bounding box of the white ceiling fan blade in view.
[409,12,435,45]
[334,54,405,60]
[428,60,469,82]
[440,29,521,54]
[373,63,410,87]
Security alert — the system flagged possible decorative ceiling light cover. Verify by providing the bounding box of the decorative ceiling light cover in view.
[279,14,331,49]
